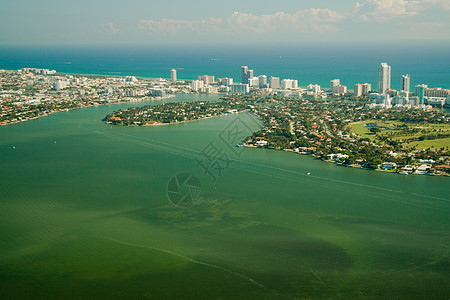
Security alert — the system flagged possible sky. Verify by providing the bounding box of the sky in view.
[1,0,449,46]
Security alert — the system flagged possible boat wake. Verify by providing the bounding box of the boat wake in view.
[104,237,265,288]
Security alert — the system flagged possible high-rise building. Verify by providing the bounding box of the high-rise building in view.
[330,79,340,91]
[230,83,249,94]
[190,80,204,92]
[378,63,391,94]
[170,69,177,82]
[248,77,259,87]
[424,87,450,98]
[258,75,267,88]
[415,84,427,105]
[401,74,410,92]
[362,83,372,95]
[281,79,298,90]
[269,77,280,89]
[198,75,215,85]
[307,84,321,93]
[241,66,248,84]
[333,85,347,95]
[354,83,363,97]
[241,66,254,84]
[220,77,233,86]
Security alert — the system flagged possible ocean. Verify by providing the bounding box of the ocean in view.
[1,42,449,90]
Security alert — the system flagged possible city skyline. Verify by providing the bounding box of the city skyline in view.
[1,0,449,45]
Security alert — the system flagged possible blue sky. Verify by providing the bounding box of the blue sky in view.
[1,0,449,45]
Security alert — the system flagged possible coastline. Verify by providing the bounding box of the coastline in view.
[1,97,167,126]
[110,109,246,127]
[103,96,449,177]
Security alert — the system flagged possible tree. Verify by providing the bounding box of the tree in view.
[370,126,381,134]
[366,158,382,169]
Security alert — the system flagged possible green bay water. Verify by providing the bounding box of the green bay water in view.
[0,94,449,299]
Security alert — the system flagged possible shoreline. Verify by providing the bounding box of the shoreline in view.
[0,97,171,126]
[241,144,449,177]
[0,67,197,82]
[109,110,247,127]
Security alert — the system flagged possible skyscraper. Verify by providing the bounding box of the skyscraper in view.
[241,66,254,84]
[330,79,340,91]
[281,79,298,90]
[415,84,427,105]
[230,83,249,94]
[248,77,259,87]
[354,83,363,97]
[378,63,391,94]
[269,77,280,89]
[258,75,267,88]
[362,83,372,94]
[198,75,215,85]
[401,74,410,92]
[170,69,177,82]
[241,66,248,84]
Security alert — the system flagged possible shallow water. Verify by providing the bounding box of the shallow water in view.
[0,94,449,299]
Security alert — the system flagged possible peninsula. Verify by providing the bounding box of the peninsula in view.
[105,95,450,176]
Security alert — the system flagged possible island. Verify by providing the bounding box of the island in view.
[103,100,248,126]
[104,95,450,176]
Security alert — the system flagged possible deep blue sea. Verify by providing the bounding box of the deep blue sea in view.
[1,42,449,90]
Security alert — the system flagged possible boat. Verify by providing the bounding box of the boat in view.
[399,171,408,175]
[307,172,311,176]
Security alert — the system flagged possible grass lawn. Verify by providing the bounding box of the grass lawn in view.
[405,137,450,150]
[349,120,450,149]
[349,120,402,143]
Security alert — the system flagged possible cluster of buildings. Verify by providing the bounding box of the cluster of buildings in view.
[184,66,306,97]
[173,64,450,109]
[0,68,175,120]
[365,63,450,109]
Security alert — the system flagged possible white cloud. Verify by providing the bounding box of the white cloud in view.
[137,9,344,37]
[353,0,450,22]
[417,0,450,10]
[99,22,120,34]
[353,0,418,21]
[93,1,449,44]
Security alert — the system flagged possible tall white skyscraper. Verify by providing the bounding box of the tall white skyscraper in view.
[401,74,410,92]
[354,83,363,97]
[378,63,391,94]
[170,69,177,82]
[281,79,298,90]
[248,77,259,87]
[330,79,340,91]
[362,83,372,94]
[190,80,204,92]
[258,75,267,87]
[269,77,280,89]
[198,75,215,85]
